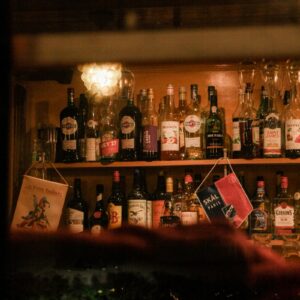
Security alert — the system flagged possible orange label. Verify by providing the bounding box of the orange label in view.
[152,200,165,229]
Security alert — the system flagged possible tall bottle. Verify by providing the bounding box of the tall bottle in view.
[160,84,180,160]
[100,98,119,162]
[78,93,89,161]
[89,184,109,234]
[273,176,295,236]
[294,189,300,233]
[107,170,125,229]
[184,84,205,159]
[140,168,152,229]
[151,171,166,229]
[119,98,142,161]
[142,88,159,161]
[60,88,80,162]
[177,86,188,159]
[85,98,100,162]
[65,178,88,233]
[232,88,244,158]
[127,169,147,227]
[173,178,184,219]
[205,93,224,159]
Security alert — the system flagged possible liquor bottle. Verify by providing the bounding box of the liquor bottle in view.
[205,93,224,159]
[127,168,147,227]
[177,86,188,160]
[184,84,205,159]
[192,173,208,223]
[78,93,89,161]
[249,177,271,235]
[263,92,282,158]
[65,178,88,233]
[273,176,295,236]
[140,168,152,229]
[100,98,119,162]
[137,88,148,115]
[284,87,300,158]
[239,83,258,159]
[257,86,269,157]
[151,170,166,229]
[276,171,284,195]
[89,184,109,234]
[232,88,244,158]
[173,178,184,219]
[294,189,300,233]
[85,98,99,162]
[107,170,125,229]
[181,174,198,225]
[160,84,180,160]
[142,88,159,161]
[60,87,80,162]
[119,98,142,161]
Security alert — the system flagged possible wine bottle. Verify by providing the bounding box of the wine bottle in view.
[78,93,89,161]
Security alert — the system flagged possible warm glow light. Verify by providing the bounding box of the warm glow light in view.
[78,63,122,100]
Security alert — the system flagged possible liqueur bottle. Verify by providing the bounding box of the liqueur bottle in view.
[100,98,119,162]
[184,84,205,159]
[273,176,295,236]
[249,177,271,235]
[85,98,99,162]
[78,93,89,161]
[205,93,224,159]
[151,170,166,229]
[142,88,159,161]
[60,88,80,162]
[89,184,109,234]
[160,84,180,160]
[107,170,125,229]
[127,169,147,227]
[119,98,142,161]
[65,178,89,233]
[177,86,188,160]
[232,88,244,158]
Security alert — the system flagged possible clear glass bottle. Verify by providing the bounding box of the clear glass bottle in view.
[184,84,205,159]
[142,88,159,161]
[160,84,180,160]
[177,86,188,160]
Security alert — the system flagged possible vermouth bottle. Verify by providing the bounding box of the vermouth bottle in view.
[60,88,80,162]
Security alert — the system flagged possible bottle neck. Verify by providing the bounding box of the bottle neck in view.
[156,175,166,193]
[68,89,75,106]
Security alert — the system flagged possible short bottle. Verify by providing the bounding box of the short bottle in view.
[107,170,125,229]
[65,178,89,233]
[89,184,109,234]
[60,88,80,162]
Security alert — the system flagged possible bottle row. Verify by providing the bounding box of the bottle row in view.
[63,168,300,238]
[33,80,300,163]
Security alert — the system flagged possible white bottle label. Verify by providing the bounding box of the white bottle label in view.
[86,138,96,161]
[128,199,147,227]
[121,116,135,134]
[185,137,200,148]
[63,140,77,151]
[263,128,281,155]
[232,120,241,151]
[179,121,185,148]
[184,115,201,133]
[66,208,84,233]
[161,121,179,151]
[61,117,78,135]
[285,119,300,150]
[181,211,198,225]
[108,203,122,229]
[121,138,134,149]
[146,200,153,229]
[274,205,294,228]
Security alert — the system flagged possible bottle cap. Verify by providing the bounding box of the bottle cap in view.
[257,181,265,188]
[281,176,288,188]
[113,170,120,182]
[184,174,193,184]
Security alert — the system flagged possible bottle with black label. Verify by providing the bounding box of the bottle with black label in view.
[89,184,108,234]
[60,88,80,162]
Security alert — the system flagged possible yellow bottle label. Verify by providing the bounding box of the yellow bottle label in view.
[108,203,122,229]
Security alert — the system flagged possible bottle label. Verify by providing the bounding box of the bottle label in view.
[108,203,122,229]
[63,140,77,151]
[161,121,179,151]
[152,200,165,229]
[101,137,119,156]
[146,200,153,229]
[274,204,294,233]
[66,208,84,233]
[252,120,260,146]
[232,120,241,151]
[128,199,147,227]
[142,125,158,152]
[121,138,134,149]
[179,121,185,149]
[263,128,281,155]
[91,224,103,234]
[173,201,182,219]
[185,137,200,148]
[251,208,268,231]
[121,116,135,134]
[61,117,78,135]
[285,119,300,150]
[86,138,96,161]
[184,115,201,133]
[181,211,198,225]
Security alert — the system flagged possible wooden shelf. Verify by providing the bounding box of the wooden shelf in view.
[52,158,300,169]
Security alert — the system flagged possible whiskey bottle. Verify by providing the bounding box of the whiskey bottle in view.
[89,184,109,234]
[160,84,180,160]
[60,88,80,162]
